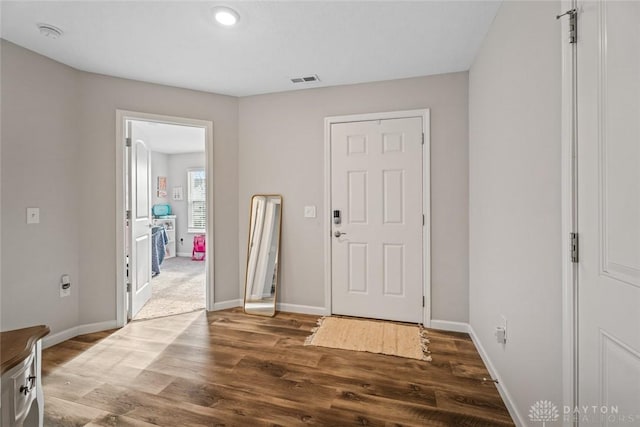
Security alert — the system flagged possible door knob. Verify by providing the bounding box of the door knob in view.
[334,231,347,238]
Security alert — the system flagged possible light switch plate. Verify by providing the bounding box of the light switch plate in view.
[26,207,40,224]
[304,205,317,218]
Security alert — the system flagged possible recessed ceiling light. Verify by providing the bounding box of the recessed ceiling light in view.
[213,7,239,27]
[37,23,63,39]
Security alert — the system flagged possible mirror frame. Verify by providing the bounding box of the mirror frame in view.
[243,194,283,317]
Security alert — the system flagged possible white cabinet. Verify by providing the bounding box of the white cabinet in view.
[1,326,49,427]
[153,216,176,259]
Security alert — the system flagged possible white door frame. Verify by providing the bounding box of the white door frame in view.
[115,110,214,327]
[323,109,431,327]
[560,0,578,413]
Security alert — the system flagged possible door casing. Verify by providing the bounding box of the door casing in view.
[323,109,431,326]
[115,110,214,327]
[560,0,578,414]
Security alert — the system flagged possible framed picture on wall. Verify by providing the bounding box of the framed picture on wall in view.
[157,176,167,198]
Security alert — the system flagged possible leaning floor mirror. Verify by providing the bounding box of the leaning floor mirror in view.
[243,195,283,317]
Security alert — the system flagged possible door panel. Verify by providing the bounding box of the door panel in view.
[577,0,640,418]
[383,170,404,224]
[135,236,150,292]
[135,142,149,217]
[348,243,368,293]
[348,171,368,223]
[383,244,404,296]
[128,121,152,318]
[331,117,423,323]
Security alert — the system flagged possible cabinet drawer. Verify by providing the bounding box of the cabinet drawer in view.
[7,351,37,424]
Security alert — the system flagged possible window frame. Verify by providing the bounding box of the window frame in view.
[187,167,206,233]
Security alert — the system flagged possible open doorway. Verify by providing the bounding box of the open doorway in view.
[116,111,213,326]
[133,120,206,320]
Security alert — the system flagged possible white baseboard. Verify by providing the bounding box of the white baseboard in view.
[177,252,192,258]
[42,328,78,349]
[429,320,524,426]
[211,299,242,311]
[209,300,325,316]
[467,324,526,427]
[429,319,471,333]
[42,320,118,349]
[77,320,118,335]
[276,303,327,316]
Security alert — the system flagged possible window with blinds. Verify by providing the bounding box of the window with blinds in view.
[188,169,206,232]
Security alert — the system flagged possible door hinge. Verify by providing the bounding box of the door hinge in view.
[421,133,425,145]
[422,296,425,307]
[556,9,577,44]
[126,210,132,220]
[570,232,579,263]
[126,282,131,292]
[422,214,425,226]
[126,137,132,147]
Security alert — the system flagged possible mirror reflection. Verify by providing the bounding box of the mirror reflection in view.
[244,195,282,316]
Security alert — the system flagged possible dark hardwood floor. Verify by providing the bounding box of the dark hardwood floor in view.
[41,308,514,426]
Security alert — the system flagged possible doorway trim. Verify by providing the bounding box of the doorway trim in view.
[323,109,431,327]
[560,0,578,413]
[115,110,214,327]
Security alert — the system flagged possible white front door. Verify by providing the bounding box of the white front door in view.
[577,0,640,419]
[128,121,153,318]
[331,117,424,323]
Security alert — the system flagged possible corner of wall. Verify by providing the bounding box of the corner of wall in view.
[468,1,563,424]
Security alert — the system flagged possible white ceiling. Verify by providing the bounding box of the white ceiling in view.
[0,1,501,97]
[134,121,205,154]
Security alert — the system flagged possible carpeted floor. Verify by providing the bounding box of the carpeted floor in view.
[134,256,205,320]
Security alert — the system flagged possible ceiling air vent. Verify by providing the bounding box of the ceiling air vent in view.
[290,75,320,84]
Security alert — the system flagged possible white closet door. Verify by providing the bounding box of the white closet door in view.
[577,0,640,419]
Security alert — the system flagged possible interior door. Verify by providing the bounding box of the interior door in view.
[577,0,640,419]
[331,117,423,323]
[128,120,153,318]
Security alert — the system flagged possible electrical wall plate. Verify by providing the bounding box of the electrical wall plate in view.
[26,207,40,224]
[60,274,71,297]
[304,205,317,218]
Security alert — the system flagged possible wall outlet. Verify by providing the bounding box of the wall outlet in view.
[60,274,71,298]
[26,207,40,224]
[495,315,507,344]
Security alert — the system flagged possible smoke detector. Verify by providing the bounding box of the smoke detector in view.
[290,75,320,84]
[37,23,63,39]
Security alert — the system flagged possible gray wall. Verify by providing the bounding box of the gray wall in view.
[167,152,206,256]
[239,73,469,322]
[1,40,240,333]
[1,41,81,332]
[2,41,469,333]
[468,0,563,420]
[151,151,169,207]
[77,68,239,322]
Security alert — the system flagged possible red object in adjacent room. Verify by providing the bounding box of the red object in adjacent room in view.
[192,235,206,261]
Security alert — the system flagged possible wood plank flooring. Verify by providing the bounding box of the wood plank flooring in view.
[41,308,514,426]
